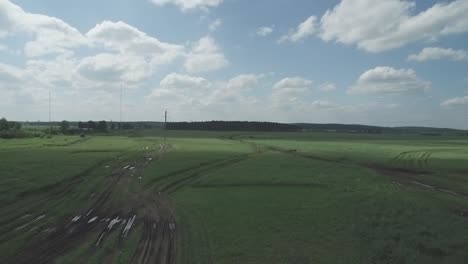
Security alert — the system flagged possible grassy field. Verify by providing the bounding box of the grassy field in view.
[1,130,468,263]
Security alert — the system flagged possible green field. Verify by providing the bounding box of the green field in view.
[1,130,468,263]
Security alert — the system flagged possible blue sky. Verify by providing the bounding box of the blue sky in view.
[1,0,468,128]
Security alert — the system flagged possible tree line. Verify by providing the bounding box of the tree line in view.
[62,120,133,134]
[0,118,22,138]
[166,121,301,132]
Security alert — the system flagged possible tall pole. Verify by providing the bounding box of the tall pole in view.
[164,110,167,145]
[49,90,51,130]
[119,86,122,130]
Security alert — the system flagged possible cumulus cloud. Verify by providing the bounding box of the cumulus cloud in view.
[279,16,317,43]
[256,26,274,36]
[441,96,468,107]
[149,0,223,11]
[0,0,87,57]
[0,0,201,120]
[349,66,431,95]
[209,18,222,31]
[0,1,187,90]
[408,47,468,62]
[0,63,25,85]
[86,21,184,65]
[159,73,208,90]
[309,100,340,110]
[210,74,260,102]
[319,0,468,52]
[184,36,228,73]
[318,82,337,92]
[77,53,153,85]
[273,77,313,91]
[281,0,468,51]
[146,73,261,119]
[271,77,313,107]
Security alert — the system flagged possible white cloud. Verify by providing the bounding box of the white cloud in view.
[441,96,468,107]
[273,77,313,91]
[408,47,468,62]
[309,100,340,110]
[319,0,468,52]
[209,18,222,31]
[77,53,152,85]
[149,0,223,11]
[147,73,261,116]
[210,74,260,102]
[25,55,78,89]
[256,26,274,37]
[279,16,317,43]
[159,73,209,91]
[319,82,337,92]
[349,66,431,95]
[86,21,184,66]
[0,0,87,57]
[271,77,313,107]
[184,36,228,73]
[0,63,25,87]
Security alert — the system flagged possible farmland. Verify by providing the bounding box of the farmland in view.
[1,130,468,263]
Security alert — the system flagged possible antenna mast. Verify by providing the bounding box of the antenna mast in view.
[49,90,51,130]
[164,110,167,145]
[119,86,123,129]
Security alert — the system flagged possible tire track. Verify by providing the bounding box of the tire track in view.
[5,146,163,264]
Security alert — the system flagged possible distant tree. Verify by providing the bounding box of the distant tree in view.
[78,121,84,129]
[0,118,8,131]
[0,118,23,138]
[87,120,96,130]
[97,121,107,132]
[11,122,21,130]
[166,121,300,132]
[122,123,134,130]
[60,120,70,133]
[110,122,115,130]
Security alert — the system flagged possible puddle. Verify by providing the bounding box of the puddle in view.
[16,214,45,230]
[413,181,434,189]
[169,223,176,231]
[122,215,136,238]
[85,209,93,217]
[88,216,98,223]
[96,233,105,246]
[107,217,121,230]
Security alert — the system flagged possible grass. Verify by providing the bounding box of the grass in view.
[174,151,468,264]
[1,130,468,263]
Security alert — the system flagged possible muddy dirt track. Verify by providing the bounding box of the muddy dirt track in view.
[4,145,175,264]
[2,142,254,264]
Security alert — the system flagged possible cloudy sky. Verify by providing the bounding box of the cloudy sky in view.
[1,0,468,128]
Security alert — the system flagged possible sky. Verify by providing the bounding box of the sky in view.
[0,0,468,128]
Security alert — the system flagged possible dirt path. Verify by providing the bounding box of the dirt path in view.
[4,141,256,264]
[5,144,179,264]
